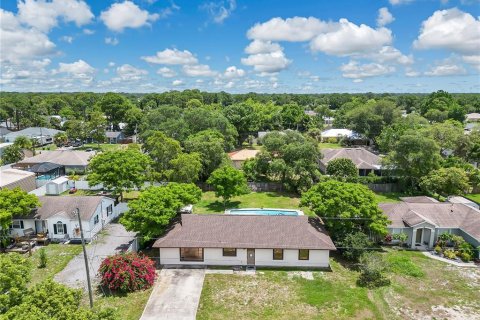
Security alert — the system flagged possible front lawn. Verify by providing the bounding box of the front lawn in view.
[79,143,128,152]
[465,193,480,204]
[197,250,480,320]
[28,244,82,286]
[319,142,342,149]
[90,287,153,320]
[373,192,404,203]
[195,191,312,215]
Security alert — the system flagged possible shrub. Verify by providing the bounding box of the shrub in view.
[357,252,391,288]
[443,249,456,260]
[392,233,408,246]
[384,234,392,243]
[99,253,156,292]
[38,248,47,268]
[339,232,373,262]
[434,245,442,255]
[460,252,472,262]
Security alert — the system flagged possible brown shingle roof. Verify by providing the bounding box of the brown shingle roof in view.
[153,214,336,250]
[17,150,95,167]
[34,196,105,221]
[320,148,381,170]
[379,201,480,241]
[400,196,438,203]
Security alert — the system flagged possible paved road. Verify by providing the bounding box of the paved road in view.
[54,223,136,289]
[140,268,206,320]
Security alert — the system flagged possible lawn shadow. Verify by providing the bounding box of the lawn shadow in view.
[96,285,128,298]
[206,200,241,213]
[264,191,300,199]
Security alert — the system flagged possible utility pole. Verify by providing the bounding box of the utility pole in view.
[75,207,94,308]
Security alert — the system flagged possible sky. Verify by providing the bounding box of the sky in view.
[0,0,479,93]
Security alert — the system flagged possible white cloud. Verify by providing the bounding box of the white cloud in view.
[245,40,282,54]
[83,28,94,35]
[182,64,217,77]
[115,64,148,81]
[424,58,467,76]
[223,66,245,78]
[141,48,198,65]
[172,79,183,86]
[60,35,73,43]
[463,55,480,71]
[389,0,414,5]
[56,59,95,84]
[100,1,159,32]
[0,9,56,63]
[340,60,395,79]
[405,67,420,77]
[414,8,480,55]
[310,19,392,55]
[247,17,330,42]
[157,67,177,78]
[158,1,180,19]
[17,0,94,32]
[241,50,291,73]
[353,79,363,83]
[108,62,116,67]
[377,7,395,27]
[105,37,119,46]
[362,46,413,65]
[200,0,236,24]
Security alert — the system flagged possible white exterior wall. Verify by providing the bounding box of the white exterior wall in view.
[9,220,36,237]
[159,248,330,268]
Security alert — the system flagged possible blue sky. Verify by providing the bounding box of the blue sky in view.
[1,0,479,93]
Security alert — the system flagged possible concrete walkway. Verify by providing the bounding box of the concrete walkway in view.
[422,252,479,268]
[54,223,136,289]
[140,268,206,320]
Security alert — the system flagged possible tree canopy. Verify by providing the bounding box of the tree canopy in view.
[207,166,248,206]
[326,158,358,181]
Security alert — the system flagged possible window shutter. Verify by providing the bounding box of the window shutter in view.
[63,224,67,235]
[54,224,57,234]
[20,221,24,229]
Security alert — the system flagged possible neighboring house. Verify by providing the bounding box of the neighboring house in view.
[228,149,260,169]
[380,197,480,253]
[323,116,334,126]
[154,214,336,268]
[320,148,383,176]
[10,196,117,241]
[0,168,36,192]
[105,131,125,144]
[304,110,318,117]
[14,150,95,175]
[4,127,63,145]
[320,128,362,142]
[466,113,480,122]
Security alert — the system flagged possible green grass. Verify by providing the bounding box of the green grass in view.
[35,144,58,151]
[319,142,342,149]
[28,244,82,286]
[195,191,312,215]
[79,143,127,152]
[465,193,480,204]
[373,192,404,203]
[91,287,153,320]
[197,250,480,320]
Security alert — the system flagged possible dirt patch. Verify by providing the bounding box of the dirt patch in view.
[287,271,314,280]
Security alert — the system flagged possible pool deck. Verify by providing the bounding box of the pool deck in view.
[225,208,304,216]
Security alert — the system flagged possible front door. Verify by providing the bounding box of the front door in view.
[35,220,46,234]
[247,249,255,265]
[415,228,423,244]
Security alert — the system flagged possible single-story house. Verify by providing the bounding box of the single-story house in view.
[380,197,480,252]
[320,148,383,176]
[4,127,63,145]
[466,113,480,122]
[105,131,125,144]
[321,128,362,142]
[14,150,95,174]
[153,214,336,268]
[0,168,37,192]
[10,196,118,242]
[228,149,260,169]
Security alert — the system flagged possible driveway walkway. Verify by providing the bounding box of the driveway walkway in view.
[140,268,206,320]
[54,222,136,289]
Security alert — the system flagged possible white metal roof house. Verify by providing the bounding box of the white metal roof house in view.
[4,127,63,145]
[10,196,118,242]
[154,214,336,268]
[321,128,361,140]
[0,168,37,192]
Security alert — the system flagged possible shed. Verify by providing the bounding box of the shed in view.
[45,176,71,195]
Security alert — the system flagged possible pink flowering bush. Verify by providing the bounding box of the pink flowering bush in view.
[99,253,156,292]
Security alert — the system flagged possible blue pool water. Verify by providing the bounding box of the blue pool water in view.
[227,209,300,216]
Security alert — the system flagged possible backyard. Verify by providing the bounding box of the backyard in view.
[197,249,480,320]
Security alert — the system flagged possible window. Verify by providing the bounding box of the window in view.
[94,215,99,225]
[106,204,113,217]
[11,220,24,229]
[222,248,237,257]
[180,248,204,261]
[273,249,283,260]
[55,222,65,235]
[299,249,309,260]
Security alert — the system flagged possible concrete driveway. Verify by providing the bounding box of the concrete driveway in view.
[54,222,136,289]
[140,268,206,320]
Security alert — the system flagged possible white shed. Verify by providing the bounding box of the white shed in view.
[45,176,71,195]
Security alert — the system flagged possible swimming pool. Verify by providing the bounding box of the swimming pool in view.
[225,208,304,216]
